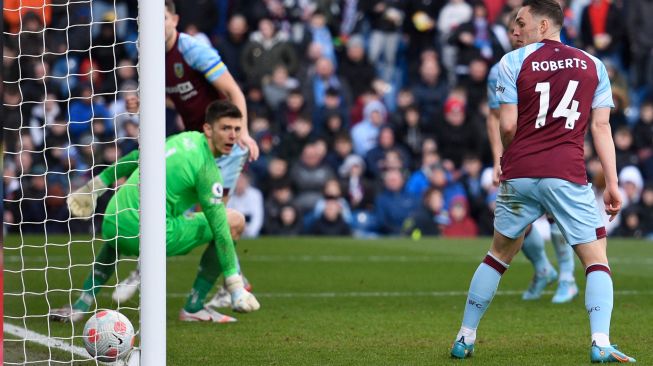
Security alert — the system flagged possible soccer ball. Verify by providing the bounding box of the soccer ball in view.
[83,309,135,362]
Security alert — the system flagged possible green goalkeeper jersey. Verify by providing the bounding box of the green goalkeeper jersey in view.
[100,131,236,274]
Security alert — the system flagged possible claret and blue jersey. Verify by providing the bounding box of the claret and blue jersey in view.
[495,39,613,185]
[165,32,228,132]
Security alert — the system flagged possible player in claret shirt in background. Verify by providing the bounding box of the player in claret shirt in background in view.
[486,10,578,304]
[110,0,259,306]
[452,0,635,362]
[50,100,260,323]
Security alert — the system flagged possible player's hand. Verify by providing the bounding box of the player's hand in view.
[603,184,622,222]
[225,274,260,313]
[492,163,502,187]
[67,176,108,218]
[231,289,260,313]
[238,133,259,162]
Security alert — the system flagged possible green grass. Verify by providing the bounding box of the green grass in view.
[4,235,653,365]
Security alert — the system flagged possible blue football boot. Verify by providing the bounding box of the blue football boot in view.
[591,342,636,363]
[451,336,474,359]
[522,268,558,300]
[551,280,578,303]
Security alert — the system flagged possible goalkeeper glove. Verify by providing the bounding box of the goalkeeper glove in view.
[225,274,260,313]
[67,176,108,218]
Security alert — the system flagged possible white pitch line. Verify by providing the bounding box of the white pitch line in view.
[166,289,653,299]
[4,323,91,360]
[6,254,653,265]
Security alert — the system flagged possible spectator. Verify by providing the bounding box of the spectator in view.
[365,126,410,180]
[278,115,315,160]
[241,17,299,85]
[435,96,482,168]
[362,0,404,82]
[394,104,428,164]
[613,127,638,172]
[613,207,644,238]
[215,14,250,84]
[633,100,653,159]
[637,184,653,238]
[263,178,294,232]
[248,130,277,186]
[67,84,111,142]
[405,151,442,198]
[448,2,503,80]
[314,87,350,132]
[303,57,352,113]
[325,133,354,173]
[403,187,448,238]
[579,0,625,70]
[275,88,311,131]
[442,196,478,238]
[227,173,264,238]
[338,34,377,100]
[307,12,337,66]
[411,57,449,123]
[263,65,300,112]
[339,154,375,212]
[310,198,352,236]
[626,0,653,91]
[619,166,644,209]
[267,204,304,236]
[289,140,336,213]
[374,169,418,235]
[351,99,387,156]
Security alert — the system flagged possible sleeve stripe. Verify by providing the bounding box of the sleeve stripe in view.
[204,61,225,78]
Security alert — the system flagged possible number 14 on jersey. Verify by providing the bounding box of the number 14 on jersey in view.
[535,80,581,130]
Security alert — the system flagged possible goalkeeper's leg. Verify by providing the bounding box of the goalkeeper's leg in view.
[112,208,250,304]
[179,241,237,323]
[50,240,119,323]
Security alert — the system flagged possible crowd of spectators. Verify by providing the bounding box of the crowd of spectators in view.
[4,0,653,239]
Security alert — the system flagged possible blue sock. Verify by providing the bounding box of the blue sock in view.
[585,264,613,345]
[550,223,575,282]
[521,227,552,274]
[459,253,508,342]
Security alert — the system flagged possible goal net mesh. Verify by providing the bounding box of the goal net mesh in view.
[3,0,141,363]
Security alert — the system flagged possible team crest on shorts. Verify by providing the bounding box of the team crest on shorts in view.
[174,63,184,78]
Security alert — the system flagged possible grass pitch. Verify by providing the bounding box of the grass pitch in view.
[4,235,653,365]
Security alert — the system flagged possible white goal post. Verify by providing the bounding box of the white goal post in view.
[2,0,166,364]
[137,0,166,364]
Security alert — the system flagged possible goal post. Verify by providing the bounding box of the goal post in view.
[137,0,167,364]
[2,0,166,364]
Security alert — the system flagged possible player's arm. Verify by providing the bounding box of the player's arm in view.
[590,107,621,221]
[495,53,519,150]
[591,58,620,221]
[67,149,140,218]
[195,159,239,277]
[196,159,260,312]
[499,103,518,149]
[183,36,259,160]
[487,108,503,185]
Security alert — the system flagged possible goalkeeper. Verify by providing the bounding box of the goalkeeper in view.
[50,100,259,323]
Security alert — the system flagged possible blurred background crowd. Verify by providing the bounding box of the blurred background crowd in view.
[3,0,653,239]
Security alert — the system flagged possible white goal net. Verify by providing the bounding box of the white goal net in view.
[3,1,142,363]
